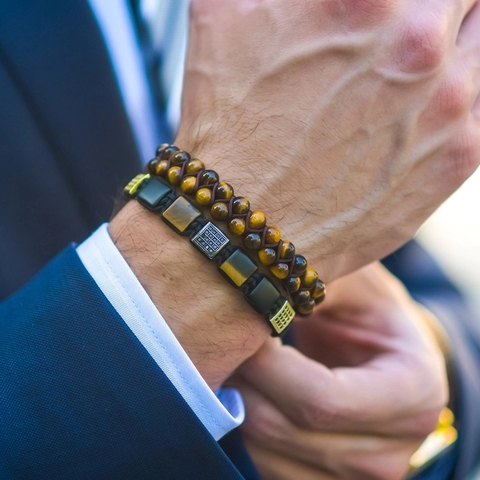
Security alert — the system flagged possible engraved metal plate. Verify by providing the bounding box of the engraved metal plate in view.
[124,174,150,196]
[269,300,296,335]
[191,222,229,259]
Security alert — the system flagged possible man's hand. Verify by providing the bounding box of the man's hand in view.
[234,264,448,480]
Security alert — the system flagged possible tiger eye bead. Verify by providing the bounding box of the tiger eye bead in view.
[167,166,182,186]
[294,290,311,305]
[232,197,250,215]
[228,218,246,236]
[296,300,315,316]
[284,276,301,293]
[185,158,205,174]
[248,211,266,230]
[215,182,234,200]
[179,176,197,194]
[265,226,281,245]
[293,255,307,275]
[270,263,290,280]
[211,202,229,220]
[200,170,219,186]
[258,248,276,266]
[158,145,179,160]
[312,280,326,303]
[303,267,318,288]
[147,158,159,175]
[280,241,295,259]
[244,233,262,250]
[170,151,191,165]
[195,188,212,206]
[155,160,169,176]
[155,143,170,156]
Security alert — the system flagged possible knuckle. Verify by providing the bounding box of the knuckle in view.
[449,127,480,183]
[323,0,397,26]
[433,79,470,119]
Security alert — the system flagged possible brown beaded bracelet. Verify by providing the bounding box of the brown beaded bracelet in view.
[124,173,296,336]
[146,144,326,316]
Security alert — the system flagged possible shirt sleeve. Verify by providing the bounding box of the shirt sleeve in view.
[76,223,244,441]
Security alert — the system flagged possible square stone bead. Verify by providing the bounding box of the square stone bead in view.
[269,300,295,336]
[219,249,258,287]
[247,277,281,315]
[191,222,229,259]
[137,178,172,209]
[162,196,202,234]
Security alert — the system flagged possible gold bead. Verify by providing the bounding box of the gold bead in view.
[155,160,169,176]
[303,267,318,288]
[258,248,276,266]
[167,166,182,186]
[211,202,229,220]
[249,211,266,230]
[270,263,289,280]
[195,188,212,206]
[265,226,281,245]
[180,176,197,194]
[228,218,246,236]
[185,158,205,174]
[232,197,250,214]
[215,182,234,200]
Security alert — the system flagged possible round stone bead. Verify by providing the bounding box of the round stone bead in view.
[211,202,229,220]
[180,176,197,194]
[167,166,182,186]
[147,158,159,175]
[200,170,219,186]
[155,143,169,156]
[170,151,191,165]
[228,218,246,236]
[303,267,318,288]
[258,248,276,266]
[248,211,266,230]
[293,255,307,275]
[155,160,169,176]
[294,289,311,305]
[296,300,315,316]
[279,240,295,259]
[312,280,326,303]
[232,197,250,214]
[270,263,289,280]
[244,233,262,250]
[195,188,212,206]
[215,182,234,200]
[185,158,205,174]
[158,145,179,160]
[265,226,281,245]
[284,276,301,293]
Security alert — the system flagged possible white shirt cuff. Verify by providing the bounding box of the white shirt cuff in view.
[76,223,244,441]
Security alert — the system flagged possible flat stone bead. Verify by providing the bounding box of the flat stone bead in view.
[195,188,212,206]
[244,233,262,250]
[303,267,318,288]
[185,158,205,174]
[167,166,182,186]
[248,211,266,230]
[232,197,250,214]
[279,240,295,259]
[228,218,246,236]
[162,196,202,233]
[158,145,179,160]
[247,277,281,315]
[155,160,169,177]
[180,176,197,194]
[265,226,281,245]
[200,170,219,185]
[296,300,315,316]
[293,255,307,275]
[170,151,191,165]
[211,202,229,220]
[294,289,311,305]
[258,248,276,266]
[219,249,258,287]
[284,276,301,293]
[312,280,326,302]
[137,178,172,209]
[146,158,159,175]
[270,263,289,280]
[215,182,234,200]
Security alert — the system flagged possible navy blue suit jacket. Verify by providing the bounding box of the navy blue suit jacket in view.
[0,0,479,478]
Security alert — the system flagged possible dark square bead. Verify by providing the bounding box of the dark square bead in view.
[247,277,281,314]
[137,178,173,209]
[219,249,258,287]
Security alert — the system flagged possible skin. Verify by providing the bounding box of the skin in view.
[110,0,480,392]
[234,264,449,480]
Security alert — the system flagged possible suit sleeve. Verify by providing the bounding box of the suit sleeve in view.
[0,246,243,480]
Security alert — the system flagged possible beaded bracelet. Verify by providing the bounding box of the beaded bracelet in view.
[145,144,326,316]
[124,173,296,336]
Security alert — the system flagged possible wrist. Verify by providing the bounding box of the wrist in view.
[109,200,270,390]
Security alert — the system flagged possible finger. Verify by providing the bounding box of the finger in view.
[458,1,480,47]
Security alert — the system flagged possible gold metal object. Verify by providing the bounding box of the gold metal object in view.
[269,300,295,335]
[124,174,150,196]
